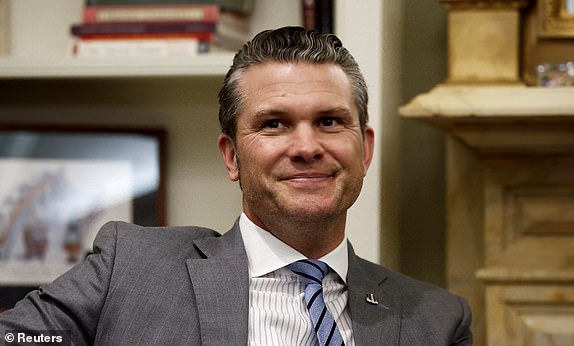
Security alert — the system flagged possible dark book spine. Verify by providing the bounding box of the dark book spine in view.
[85,0,253,14]
[315,0,333,33]
[301,0,333,33]
[71,21,216,36]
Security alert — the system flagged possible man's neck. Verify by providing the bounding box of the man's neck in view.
[244,210,346,259]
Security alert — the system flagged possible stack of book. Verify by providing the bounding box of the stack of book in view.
[70,1,224,59]
[215,8,251,51]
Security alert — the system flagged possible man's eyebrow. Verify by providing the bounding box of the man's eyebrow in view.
[253,106,353,118]
[252,108,287,119]
[318,107,353,116]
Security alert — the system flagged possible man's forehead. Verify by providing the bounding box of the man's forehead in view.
[240,62,349,96]
[238,62,351,95]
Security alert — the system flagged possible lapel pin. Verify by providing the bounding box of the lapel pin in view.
[365,293,379,305]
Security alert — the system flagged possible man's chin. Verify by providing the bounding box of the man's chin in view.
[280,204,342,222]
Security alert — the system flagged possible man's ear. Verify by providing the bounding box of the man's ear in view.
[362,127,375,175]
[218,133,240,181]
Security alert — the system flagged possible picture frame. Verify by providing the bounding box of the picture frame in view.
[539,0,574,38]
[0,125,166,311]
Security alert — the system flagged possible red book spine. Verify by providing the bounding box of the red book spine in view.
[301,0,316,30]
[76,32,213,41]
[83,4,220,24]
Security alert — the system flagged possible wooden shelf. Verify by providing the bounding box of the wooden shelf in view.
[477,268,574,284]
[400,85,574,154]
[400,84,574,119]
[0,51,235,79]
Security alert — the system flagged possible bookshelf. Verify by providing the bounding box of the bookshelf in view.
[0,53,234,78]
[0,0,310,79]
[0,0,385,266]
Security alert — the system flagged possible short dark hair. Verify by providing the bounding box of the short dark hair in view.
[218,26,369,140]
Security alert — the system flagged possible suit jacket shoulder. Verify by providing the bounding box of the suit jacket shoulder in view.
[0,221,226,346]
[100,220,221,260]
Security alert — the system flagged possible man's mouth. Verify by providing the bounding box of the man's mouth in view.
[278,172,336,189]
[279,172,334,180]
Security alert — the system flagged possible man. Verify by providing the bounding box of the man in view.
[0,26,472,345]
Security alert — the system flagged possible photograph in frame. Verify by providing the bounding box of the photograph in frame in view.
[0,126,166,311]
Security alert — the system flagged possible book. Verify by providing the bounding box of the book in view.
[71,38,208,58]
[86,0,254,14]
[301,0,316,31]
[83,4,220,24]
[301,0,333,33]
[76,32,213,41]
[215,9,250,51]
[71,21,217,37]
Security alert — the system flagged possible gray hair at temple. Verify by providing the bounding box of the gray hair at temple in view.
[218,26,369,140]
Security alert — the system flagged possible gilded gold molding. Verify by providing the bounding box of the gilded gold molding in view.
[440,0,530,10]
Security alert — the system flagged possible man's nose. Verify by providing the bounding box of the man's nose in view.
[287,124,324,162]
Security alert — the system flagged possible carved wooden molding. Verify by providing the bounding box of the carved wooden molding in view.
[399,85,574,118]
[477,267,574,283]
[538,0,574,37]
[404,4,574,345]
[399,85,574,154]
[484,285,574,345]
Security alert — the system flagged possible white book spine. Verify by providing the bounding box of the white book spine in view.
[72,39,200,59]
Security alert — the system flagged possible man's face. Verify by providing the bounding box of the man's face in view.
[219,62,374,229]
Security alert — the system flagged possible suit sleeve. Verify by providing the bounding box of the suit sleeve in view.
[451,295,473,346]
[0,221,119,345]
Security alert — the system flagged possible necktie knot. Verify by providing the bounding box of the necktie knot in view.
[288,259,330,286]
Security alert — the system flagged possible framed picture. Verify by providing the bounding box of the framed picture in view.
[539,0,574,37]
[0,125,165,310]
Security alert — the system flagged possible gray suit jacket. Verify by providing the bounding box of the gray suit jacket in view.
[0,221,472,345]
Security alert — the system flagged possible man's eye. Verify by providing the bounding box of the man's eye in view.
[320,117,338,127]
[263,119,282,129]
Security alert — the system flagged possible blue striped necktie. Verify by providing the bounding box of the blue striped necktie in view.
[288,259,345,346]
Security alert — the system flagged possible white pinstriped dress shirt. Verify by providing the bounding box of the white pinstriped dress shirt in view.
[239,213,355,346]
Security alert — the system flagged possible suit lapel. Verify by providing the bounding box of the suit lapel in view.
[347,243,401,346]
[186,222,249,346]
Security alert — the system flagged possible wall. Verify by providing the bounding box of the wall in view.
[379,0,404,269]
[399,0,448,286]
[336,0,383,264]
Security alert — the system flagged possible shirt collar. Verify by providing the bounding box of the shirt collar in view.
[239,213,349,283]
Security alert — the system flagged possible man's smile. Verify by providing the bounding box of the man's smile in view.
[278,172,336,189]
